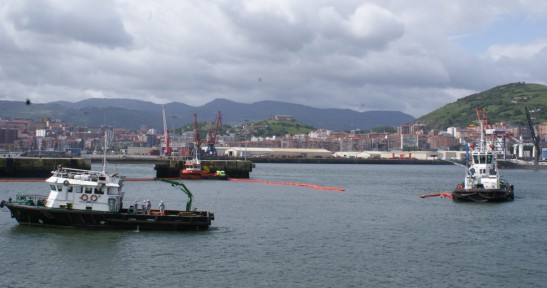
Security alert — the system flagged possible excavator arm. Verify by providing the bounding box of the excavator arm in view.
[157,178,193,211]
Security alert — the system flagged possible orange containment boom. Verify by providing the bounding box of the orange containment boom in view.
[229,178,345,192]
[419,192,452,199]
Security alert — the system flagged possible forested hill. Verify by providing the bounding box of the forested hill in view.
[0,98,414,131]
[414,82,547,130]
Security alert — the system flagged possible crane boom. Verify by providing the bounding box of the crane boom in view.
[206,111,222,155]
[525,106,540,165]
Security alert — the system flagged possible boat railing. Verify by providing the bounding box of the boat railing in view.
[11,194,48,206]
[52,168,123,183]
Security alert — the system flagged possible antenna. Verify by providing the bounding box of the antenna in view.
[102,128,108,172]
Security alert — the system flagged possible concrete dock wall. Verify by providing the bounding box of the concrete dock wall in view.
[155,159,253,178]
[0,157,91,178]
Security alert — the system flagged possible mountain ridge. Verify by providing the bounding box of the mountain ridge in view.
[0,98,415,131]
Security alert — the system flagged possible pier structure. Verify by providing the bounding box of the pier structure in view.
[0,157,91,178]
[155,159,253,178]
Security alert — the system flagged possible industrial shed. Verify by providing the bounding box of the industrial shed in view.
[335,150,442,160]
[224,147,333,158]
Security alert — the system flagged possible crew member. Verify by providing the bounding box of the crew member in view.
[159,201,165,215]
[142,200,148,215]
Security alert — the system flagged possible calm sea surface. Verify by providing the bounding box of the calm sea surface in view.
[0,163,545,288]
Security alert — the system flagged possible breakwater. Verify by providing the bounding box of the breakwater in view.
[248,158,453,165]
[1,155,452,179]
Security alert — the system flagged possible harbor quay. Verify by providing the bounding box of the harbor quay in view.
[0,157,91,178]
[2,152,543,179]
[0,154,449,179]
[0,155,253,179]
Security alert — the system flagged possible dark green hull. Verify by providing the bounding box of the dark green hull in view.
[452,187,514,202]
[2,202,213,231]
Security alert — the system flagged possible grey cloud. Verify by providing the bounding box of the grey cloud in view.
[0,1,546,119]
[7,0,131,48]
[317,4,405,52]
[221,4,315,52]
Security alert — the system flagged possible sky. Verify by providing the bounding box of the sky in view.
[1,0,547,118]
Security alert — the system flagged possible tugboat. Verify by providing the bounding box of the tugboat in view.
[0,134,214,231]
[452,110,514,202]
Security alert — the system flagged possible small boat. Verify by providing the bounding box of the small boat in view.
[0,168,214,231]
[452,110,514,202]
[180,158,227,180]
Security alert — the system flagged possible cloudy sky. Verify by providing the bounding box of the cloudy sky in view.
[1,0,547,117]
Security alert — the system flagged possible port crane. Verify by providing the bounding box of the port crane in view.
[162,105,171,155]
[205,111,222,156]
[525,106,541,165]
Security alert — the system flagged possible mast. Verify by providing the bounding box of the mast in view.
[162,105,171,155]
[475,108,486,152]
[192,113,201,161]
[102,128,108,172]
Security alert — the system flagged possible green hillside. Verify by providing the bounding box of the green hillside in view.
[415,82,547,130]
[178,119,315,141]
[252,120,315,138]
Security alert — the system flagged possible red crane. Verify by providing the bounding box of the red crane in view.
[206,111,222,155]
[475,107,491,129]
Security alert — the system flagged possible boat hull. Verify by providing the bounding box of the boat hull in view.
[452,188,514,202]
[180,170,227,180]
[3,203,213,231]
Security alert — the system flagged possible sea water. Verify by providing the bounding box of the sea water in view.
[0,163,545,287]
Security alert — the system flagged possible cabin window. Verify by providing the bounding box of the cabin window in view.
[67,186,73,193]
[56,185,63,192]
[94,188,104,195]
[85,187,93,194]
[50,185,56,191]
[473,155,493,164]
[108,187,120,195]
[74,186,83,193]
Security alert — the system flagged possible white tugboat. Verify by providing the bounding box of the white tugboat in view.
[452,110,514,202]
